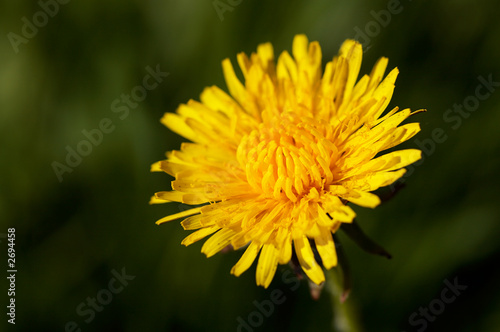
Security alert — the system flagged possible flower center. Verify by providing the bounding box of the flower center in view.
[237,113,340,202]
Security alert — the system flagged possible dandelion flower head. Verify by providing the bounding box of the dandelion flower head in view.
[151,35,422,288]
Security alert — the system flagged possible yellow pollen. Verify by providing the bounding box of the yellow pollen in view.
[239,114,338,201]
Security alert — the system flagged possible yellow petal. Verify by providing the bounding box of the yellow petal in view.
[231,233,251,250]
[149,195,168,205]
[383,149,422,171]
[222,58,246,100]
[180,214,204,230]
[161,112,197,142]
[351,74,370,101]
[277,235,292,264]
[323,195,356,223]
[371,67,398,119]
[368,56,388,91]
[316,204,336,228]
[294,236,325,285]
[156,207,202,225]
[315,230,337,269]
[201,228,236,257]
[345,190,381,208]
[256,244,279,288]
[150,161,163,172]
[236,52,251,79]
[292,34,309,62]
[345,169,406,192]
[354,149,421,175]
[339,39,362,103]
[155,191,183,202]
[257,42,274,70]
[374,108,411,132]
[200,86,250,123]
[181,193,210,205]
[329,205,356,223]
[231,241,262,276]
[184,118,220,144]
[380,123,421,150]
[369,169,406,190]
[277,51,297,82]
[181,225,220,246]
[156,161,188,176]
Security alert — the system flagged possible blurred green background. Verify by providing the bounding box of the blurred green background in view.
[1,0,500,331]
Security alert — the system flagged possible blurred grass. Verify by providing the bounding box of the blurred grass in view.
[1,0,500,331]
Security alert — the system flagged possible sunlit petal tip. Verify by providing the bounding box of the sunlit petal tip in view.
[150,161,163,172]
[156,207,202,225]
[149,195,168,205]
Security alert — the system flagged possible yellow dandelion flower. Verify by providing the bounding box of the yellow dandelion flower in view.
[151,35,422,288]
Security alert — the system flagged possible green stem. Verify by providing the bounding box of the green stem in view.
[326,267,363,332]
